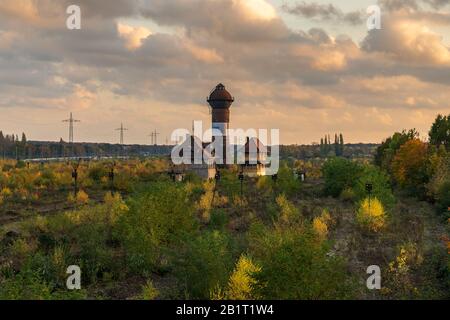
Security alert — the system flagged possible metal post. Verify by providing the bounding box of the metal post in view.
[272,173,278,199]
[211,170,220,207]
[72,159,81,196]
[72,168,78,195]
[366,183,373,215]
[238,170,244,198]
[109,162,115,192]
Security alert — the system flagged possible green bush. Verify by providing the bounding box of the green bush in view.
[15,160,26,169]
[170,230,235,299]
[23,196,129,285]
[0,256,88,300]
[209,209,229,231]
[353,165,395,207]
[340,188,355,202]
[322,158,362,197]
[0,271,53,300]
[277,164,301,197]
[87,164,107,182]
[248,223,355,299]
[436,181,450,218]
[38,168,57,189]
[117,182,197,274]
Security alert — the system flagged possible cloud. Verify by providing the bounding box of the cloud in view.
[282,2,365,25]
[117,23,152,50]
[139,0,289,42]
[235,0,277,21]
[423,0,450,8]
[362,14,450,66]
[184,42,224,63]
[0,0,449,144]
[379,0,419,11]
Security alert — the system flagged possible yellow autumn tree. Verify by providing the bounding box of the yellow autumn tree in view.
[276,194,300,225]
[391,139,428,188]
[356,197,386,232]
[211,255,261,300]
[313,209,333,240]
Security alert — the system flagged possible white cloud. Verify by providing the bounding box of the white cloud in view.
[233,0,277,21]
[117,23,152,50]
[362,14,450,65]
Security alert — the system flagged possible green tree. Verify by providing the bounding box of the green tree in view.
[353,165,395,207]
[374,129,419,172]
[339,133,344,156]
[334,134,339,156]
[429,114,450,150]
[322,158,362,197]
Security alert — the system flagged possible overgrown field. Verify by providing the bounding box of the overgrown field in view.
[0,149,448,299]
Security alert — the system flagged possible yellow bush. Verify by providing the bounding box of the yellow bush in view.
[356,197,386,232]
[141,280,159,300]
[81,178,94,189]
[198,181,229,222]
[383,243,423,298]
[67,192,75,203]
[103,192,129,224]
[320,209,332,225]
[276,194,299,225]
[211,255,261,300]
[313,209,333,240]
[198,188,213,222]
[76,190,89,205]
[232,196,248,208]
[1,187,12,198]
[313,217,328,240]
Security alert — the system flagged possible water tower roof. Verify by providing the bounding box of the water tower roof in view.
[208,83,234,103]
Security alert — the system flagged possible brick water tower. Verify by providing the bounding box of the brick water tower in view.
[207,83,234,166]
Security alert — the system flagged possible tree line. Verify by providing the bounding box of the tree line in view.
[320,133,344,157]
[0,132,172,159]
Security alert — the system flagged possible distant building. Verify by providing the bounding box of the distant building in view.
[175,83,268,179]
[238,137,267,177]
[208,83,234,167]
[178,134,216,180]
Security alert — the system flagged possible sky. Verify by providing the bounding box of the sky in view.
[1,0,450,145]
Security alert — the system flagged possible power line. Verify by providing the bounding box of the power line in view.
[115,123,128,145]
[62,112,81,144]
[148,129,160,145]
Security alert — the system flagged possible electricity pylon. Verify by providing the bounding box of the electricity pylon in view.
[148,130,160,145]
[62,113,80,144]
[116,123,128,145]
